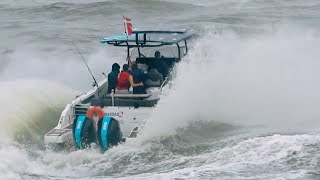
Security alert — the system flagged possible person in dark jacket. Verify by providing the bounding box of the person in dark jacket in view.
[151,51,169,78]
[107,63,120,93]
[131,63,146,94]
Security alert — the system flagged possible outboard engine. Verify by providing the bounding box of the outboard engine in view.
[73,115,96,149]
[72,106,122,151]
[97,116,123,151]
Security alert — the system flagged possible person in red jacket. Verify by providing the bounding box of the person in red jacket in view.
[115,64,143,94]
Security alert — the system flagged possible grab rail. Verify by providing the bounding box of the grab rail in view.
[108,91,152,106]
[107,93,152,98]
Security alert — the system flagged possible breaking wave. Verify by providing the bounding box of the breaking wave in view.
[0,80,76,144]
[142,25,320,138]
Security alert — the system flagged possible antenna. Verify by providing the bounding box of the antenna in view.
[72,42,99,89]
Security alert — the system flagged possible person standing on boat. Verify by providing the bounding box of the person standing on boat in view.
[131,63,146,94]
[107,63,120,94]
[115,64,143,94]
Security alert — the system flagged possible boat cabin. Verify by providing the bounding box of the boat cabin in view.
[93,29,195,107]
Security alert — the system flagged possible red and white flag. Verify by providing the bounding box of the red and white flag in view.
[123,16,133,36]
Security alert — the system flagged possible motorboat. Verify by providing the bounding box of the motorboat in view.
[44,29,195,151]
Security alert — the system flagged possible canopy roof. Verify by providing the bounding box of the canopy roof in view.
[100,29,195,48]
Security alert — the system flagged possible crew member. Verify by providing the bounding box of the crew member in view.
[115,64,143,94]
[131,63,146,94]
[107,63,120,94]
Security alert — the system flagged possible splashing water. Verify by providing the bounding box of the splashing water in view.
[142,26,320,138]
[0,80,76,142]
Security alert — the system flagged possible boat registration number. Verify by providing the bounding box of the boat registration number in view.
[106,112,123,117]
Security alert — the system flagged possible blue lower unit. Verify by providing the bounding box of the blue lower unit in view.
[99,116,112,151]
[74,115,86,149]
[73,115,122,152]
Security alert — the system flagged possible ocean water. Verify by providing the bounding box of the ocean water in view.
[1,0,320,179]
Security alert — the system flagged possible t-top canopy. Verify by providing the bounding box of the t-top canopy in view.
[100,29,195,48]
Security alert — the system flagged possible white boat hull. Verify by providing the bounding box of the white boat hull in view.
[44,79,158,149]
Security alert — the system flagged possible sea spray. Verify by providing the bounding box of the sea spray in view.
[0,80,76,143]
[142,26,320,138]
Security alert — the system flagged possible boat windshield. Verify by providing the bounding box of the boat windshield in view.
[130,39,189,60]
[130,45,177,59]
[101,29,196,60]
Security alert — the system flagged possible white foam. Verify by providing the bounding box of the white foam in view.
[0,46,122,91]
[0,80,76,138]
[126,133,320,179]
[142,26,320,138]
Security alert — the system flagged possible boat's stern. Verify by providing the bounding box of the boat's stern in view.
[44,128,72,144]
[44,103,80,149]
[44,87,159,151]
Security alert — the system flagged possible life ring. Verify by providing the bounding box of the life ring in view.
[86,106,105,120]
